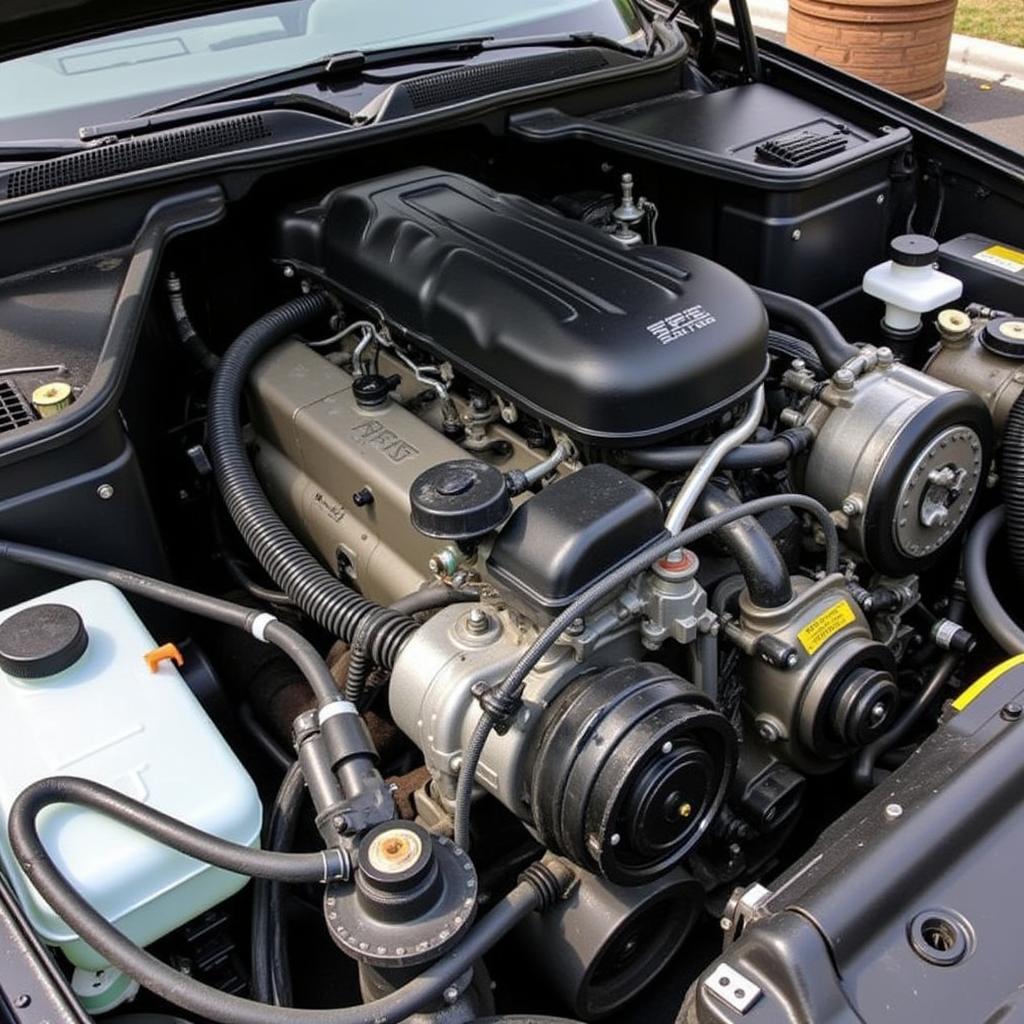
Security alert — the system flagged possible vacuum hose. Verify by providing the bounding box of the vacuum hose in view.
[207,292,416,671]
[8,777,563,1024]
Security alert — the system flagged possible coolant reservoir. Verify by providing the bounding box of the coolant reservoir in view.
[0,580,262,970]
[863,234,962,335]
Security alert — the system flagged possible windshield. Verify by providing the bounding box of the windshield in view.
[0,0,644,138]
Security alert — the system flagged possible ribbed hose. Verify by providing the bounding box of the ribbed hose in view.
[207,293,416,669]
[1003,392,1024,586]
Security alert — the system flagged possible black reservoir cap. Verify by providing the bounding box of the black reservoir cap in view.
[487,464,667,615]
[410,459,512,542]
[0,603,88,679]
[890,234,940,267]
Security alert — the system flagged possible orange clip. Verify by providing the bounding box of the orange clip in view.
[144,642,184,674]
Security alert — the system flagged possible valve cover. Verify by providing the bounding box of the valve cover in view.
[277,168,768,446]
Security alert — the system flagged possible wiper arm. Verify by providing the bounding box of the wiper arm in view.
[0,139,87,159]
[138,35,494,117]
[79,92,353,144]
[137,31,642,118]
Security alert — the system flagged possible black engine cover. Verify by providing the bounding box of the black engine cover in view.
[278,168,767,446]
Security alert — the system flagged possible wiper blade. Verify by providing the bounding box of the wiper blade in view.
[138,31,641,118]
[138,35,494,117]
[0,139,87,159]
[79,92,352,144]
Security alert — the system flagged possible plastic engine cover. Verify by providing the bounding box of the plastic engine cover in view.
[278,168,768,446]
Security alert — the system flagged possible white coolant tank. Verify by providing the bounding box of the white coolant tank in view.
[863,234,962,334]
[0,580,262,970]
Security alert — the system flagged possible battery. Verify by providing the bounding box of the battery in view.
[939,233,1024,314]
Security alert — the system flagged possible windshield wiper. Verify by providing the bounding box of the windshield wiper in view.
[137,31,642,118]
[79,92,353,144]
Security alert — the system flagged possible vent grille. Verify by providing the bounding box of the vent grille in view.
[756,129,849,167]
[403,49,610,111]
[0,380,35,433]
[4,114,271,199]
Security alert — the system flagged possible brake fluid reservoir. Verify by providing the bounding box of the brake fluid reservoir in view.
[0,580,262,970]
[863,234,962,336]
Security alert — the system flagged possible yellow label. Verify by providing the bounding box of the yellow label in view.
[975,244,1024,274]
[797,599,856,655]
[952,653,1024,711]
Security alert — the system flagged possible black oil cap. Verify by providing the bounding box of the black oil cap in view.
[0,603,88,679]
[890,234,940,267]
[409,459,511,542]
[980,317,1024,360]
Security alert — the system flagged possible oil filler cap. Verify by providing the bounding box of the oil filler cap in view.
[0,603,88,679]
[409,459,511,542]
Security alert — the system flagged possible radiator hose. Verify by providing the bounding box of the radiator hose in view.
[696,482,793,608]
[1003,392,1024,587]
[754,287,860,374]
[207,292,416,670]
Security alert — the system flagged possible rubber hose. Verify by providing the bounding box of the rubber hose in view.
[252,761,305,1004]
[754,287,859,374]
[345,588,480,705]
[623,427,813,473]
[0,540,339,709]
[851,652,959,791]
[696,483,792,608]
[1002,391,1024,586]
[11,778,338,883]
[8,779,546,1024]
[167,272,220,374]
[452,492,839,850]
[964,507,1024,654]
[206,293,416,671]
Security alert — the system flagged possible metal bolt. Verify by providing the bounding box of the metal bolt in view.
[1001,702,1023,722]
[876,193,886,205]
[96,483,114,500]
[756,718,780,743]
[790,357,806,373]
[661,741,674,755]
[870,701,888,724]
[331,815,346,832]
[609,832,621,847]
[13,995,30,1009]
[466,607,490,635]
[566,617,586,637]
[841,495,863,517]
[884,802,903,820]
[876,345,895,366]
[832,367,856,390]
[443,986,460,1006]
[282,264,295,278]
[791,228,802,241]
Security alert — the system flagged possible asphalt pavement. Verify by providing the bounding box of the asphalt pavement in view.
[942,72,1024,152]
[752,25,1024,154]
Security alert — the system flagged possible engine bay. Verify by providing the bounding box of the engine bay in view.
[1,46,1024,1024]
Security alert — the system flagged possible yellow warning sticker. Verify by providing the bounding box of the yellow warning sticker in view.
[797,599,856,655]
[974,244,1024,275]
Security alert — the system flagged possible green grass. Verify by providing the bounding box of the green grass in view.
[954,0,1024,48]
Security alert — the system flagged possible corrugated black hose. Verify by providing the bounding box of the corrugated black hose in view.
[1003,391,1024,588]
[206,292,416,672]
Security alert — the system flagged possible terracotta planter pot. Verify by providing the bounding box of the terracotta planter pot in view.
[786,0,958,110]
